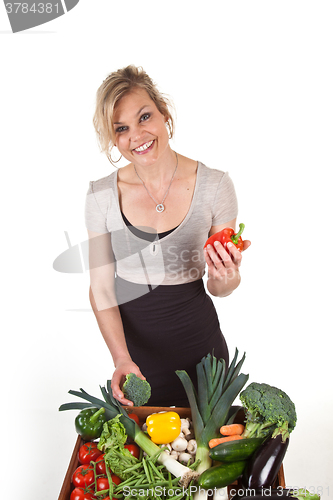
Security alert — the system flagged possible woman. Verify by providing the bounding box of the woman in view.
[85,65,250,407]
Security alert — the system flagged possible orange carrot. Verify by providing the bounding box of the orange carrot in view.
[219,424,245,436]
[208,434,243,448]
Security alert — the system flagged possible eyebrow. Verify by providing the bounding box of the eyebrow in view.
[113,105,149,125]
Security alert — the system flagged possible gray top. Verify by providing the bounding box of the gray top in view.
[85,162,238,286]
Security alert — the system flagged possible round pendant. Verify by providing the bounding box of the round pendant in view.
[156,204,165,213]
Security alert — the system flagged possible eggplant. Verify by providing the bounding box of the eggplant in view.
[242,425,289,488]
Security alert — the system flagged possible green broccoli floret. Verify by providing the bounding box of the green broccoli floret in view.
[122,373,151,407]
[240,382,297,439]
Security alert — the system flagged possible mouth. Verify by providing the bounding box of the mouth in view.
[133,140,155,154]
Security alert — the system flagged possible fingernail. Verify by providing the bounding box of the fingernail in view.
[214,241,219,247]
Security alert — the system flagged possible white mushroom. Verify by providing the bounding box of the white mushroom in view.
[170,450,179,459]
[180,418,191,436]
[181,418,195,440]
[178,452,194,465]
[171,435,188,452]
[186,439,197,455]
[141,423,147,432]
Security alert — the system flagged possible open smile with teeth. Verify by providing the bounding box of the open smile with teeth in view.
[134,140,154,153]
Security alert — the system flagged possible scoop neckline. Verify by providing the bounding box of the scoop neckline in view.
[113,161,202,243]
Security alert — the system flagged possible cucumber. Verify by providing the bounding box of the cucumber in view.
[209,437,264,462]
[198,460,247,489]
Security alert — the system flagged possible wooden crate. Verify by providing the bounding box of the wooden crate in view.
[58,406,285,500]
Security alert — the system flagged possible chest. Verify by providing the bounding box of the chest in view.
[118,176,197,233]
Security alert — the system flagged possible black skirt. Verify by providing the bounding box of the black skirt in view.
[116,276,229,407]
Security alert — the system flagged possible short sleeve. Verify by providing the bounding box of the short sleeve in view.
[211,172,238,226]
[85,181,109,233]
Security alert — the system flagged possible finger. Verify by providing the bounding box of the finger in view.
[204,247,219,269]
[205,244,226,270]
[242,240,251,251]
[111,382,134,406]
[204,247,213,265]
[111,373,126,401]
[204,249,222,278]
[212,241,234,269]
[225,242,242,267]
[135,370,146,381]
[118,396,134,406]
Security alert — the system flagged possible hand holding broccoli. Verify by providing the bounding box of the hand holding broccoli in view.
[122,373,151,407]
[111,360,148,406]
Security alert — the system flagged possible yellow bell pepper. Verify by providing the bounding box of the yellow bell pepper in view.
[146,411,181,444]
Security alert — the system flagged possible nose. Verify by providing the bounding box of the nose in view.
[130,123,145,145]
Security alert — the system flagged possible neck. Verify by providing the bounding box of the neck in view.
[133,147,178,187]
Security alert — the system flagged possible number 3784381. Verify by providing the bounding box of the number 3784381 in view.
[5,3,60,14]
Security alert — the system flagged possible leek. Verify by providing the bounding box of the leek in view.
[59,381,199,487]
[176,349,248,477]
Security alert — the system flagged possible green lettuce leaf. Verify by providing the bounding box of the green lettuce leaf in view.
[97,414,138,480]
[97,414,128,452]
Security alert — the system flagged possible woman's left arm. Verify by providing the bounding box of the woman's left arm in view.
[204,218,251,297]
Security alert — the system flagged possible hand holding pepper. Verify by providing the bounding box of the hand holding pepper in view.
[204,223,246,253]
[204,223,251,292]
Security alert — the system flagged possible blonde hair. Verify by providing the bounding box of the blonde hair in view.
[93,65,175,163]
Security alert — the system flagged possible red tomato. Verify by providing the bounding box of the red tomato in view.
[78,442,102,465]
[96,474,121,489]
[72,465,94,488]
[95,453,106,475]
[128,413,140,424]
[111,474,121,485]
[124,443,140,459]
[96,476,109,491]
[70,486,95,500]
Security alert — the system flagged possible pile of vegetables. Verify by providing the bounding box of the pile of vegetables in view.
[67,410,200,500]
[59,351,318,500]
[59,380,200,491]
[196,380,297,490]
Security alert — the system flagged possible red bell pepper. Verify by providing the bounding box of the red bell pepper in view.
[204,223,245,252]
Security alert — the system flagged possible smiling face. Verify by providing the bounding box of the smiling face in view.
[112,88,171,167]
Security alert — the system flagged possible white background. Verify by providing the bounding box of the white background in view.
[1,1,332,499]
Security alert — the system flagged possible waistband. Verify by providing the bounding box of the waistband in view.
[116,275,204,292]
[115,275,205,305]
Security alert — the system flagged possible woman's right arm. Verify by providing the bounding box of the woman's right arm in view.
[87,230,145,405]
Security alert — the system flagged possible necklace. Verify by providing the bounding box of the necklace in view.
[133,152,178,213]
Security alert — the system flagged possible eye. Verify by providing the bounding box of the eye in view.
[140,113,150,122]
[115,125,128,133]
